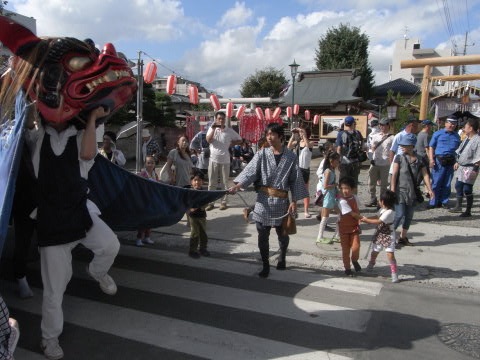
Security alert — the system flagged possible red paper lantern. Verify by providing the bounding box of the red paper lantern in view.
[272,107,281,120]
[210,94,221,111]
[265,108,272,121]
[236,105,246,119]
[143,62,157,84]
[293,104,300,115]
[166,74,176,95]
[313,114,319,125]
[188,85,198,104]
[304,110,311,120]
[226,102,234,118]
[255,107,264,121]
[286,106,292,118]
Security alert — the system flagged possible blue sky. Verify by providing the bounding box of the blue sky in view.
[7,0,480,97]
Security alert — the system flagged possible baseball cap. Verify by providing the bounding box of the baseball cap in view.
[344,116,355,125]
[446,116,458,123]
[406,115,420,124]
[421,120,435,126]
[379,118,390,125]
[398,133,417,146]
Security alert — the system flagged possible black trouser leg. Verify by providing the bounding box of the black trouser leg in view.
[256,222,271,278]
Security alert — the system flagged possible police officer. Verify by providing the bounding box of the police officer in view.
[427,116,461,209]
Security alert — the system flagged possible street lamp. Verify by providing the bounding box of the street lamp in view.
[386,98,399,120]
[289,59,300,129]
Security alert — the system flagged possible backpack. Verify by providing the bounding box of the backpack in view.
[201,133,210,158]
[343,130,363,160]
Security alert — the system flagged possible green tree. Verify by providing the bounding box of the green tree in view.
[315,23,375,99]
[155,92,176,127]
[240,67,288,98]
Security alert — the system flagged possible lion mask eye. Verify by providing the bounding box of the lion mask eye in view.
[68,56,92,71]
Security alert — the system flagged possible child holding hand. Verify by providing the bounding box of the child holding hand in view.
[316,151,340,244]
[360,190,399,283]
[337,176,363,276]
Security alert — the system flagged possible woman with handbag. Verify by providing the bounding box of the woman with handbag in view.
[449,118,480,217]
[390,134,434,247]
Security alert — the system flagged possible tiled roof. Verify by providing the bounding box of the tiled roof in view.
[373,78,420,97]
[280,69,362,107]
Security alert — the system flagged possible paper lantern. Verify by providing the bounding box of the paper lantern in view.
[272,107,281,120]
[286,106,292,118]
[293,104,300,115]
[265,108,272,121]
[226,102,234,118]
[143,62,157,84]
[255,107,264,121]
[210,94,221,111]
[166,74,176,95]
[236,105,246,119]
[188,85,198,104]
[313,114,319,125]
[304,110,311,120]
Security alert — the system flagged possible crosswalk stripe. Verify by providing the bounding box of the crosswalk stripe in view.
[6,287,353,360]
[70,261,371,333]
[120,246,384,297]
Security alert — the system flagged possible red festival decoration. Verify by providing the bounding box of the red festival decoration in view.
[166,75,177,95]
[143,62,157,84]
[265,108,272,121]
[236,105,246,119]
[293,104,300,115]
[286,106,292,118]
[188,85,198,104]
[313,114,319,125]
[226,102,234,118]
[304,110,311,120]
[272,107,281,120]
[255,107,265,121]
[210,94,221,111]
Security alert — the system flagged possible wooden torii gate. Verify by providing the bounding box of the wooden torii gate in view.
[400,54,480,119]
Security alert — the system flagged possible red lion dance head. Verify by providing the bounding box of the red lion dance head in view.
[0,15,137,127]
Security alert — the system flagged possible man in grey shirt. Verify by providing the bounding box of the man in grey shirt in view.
[415,120,435,160]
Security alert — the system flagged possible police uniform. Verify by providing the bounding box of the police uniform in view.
[428,119,461,207]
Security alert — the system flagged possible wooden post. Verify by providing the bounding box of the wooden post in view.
[419,65,431,120]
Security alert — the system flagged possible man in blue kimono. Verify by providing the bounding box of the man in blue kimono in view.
[229,123,308,278]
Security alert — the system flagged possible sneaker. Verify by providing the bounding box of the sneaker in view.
[425,204,437,210]
[135,239,144,247]
[459,211,472,217]
[41,338,64,360]
[205,204,214,211]
[188,251,200,259]
[366,263,375,272]
[142,237,154,244]
[8,318,19,358]
[316,237,333,245]
[441,203,450,210]
[391,272,399,283]
[219,203,227,210]
[199,249,211,257]
[352,261,362,272]
[398,237,413,246]
[86,265,117,295]
[345,269,354,277]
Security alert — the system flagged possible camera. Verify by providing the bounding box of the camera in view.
[292,129,299,133]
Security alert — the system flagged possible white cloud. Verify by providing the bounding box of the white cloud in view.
[218,1,253,28]
[14,0,185,44]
